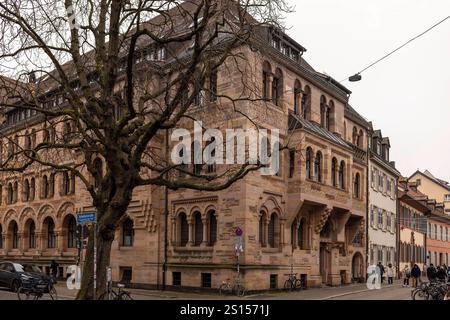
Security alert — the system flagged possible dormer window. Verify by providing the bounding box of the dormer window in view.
[271,37,280,50]
[376,140,381,155]
[384,147,389,161]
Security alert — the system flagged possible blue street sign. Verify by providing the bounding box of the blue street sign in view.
[77,212,97,225]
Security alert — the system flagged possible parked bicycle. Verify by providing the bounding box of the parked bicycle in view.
[284,273,304,291]
[219,277,245,297]
[17,277,57,300]
[412,280,449,300]
[98,283,133,300]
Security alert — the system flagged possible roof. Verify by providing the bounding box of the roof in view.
[288,112,352,150]
[344,104,370,129]
[409,170,450,193]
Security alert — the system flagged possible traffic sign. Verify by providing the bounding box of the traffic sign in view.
[77,212,97,225]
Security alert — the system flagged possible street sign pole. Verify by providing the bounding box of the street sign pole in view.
[76,212,97,300]
[93,223,97,300]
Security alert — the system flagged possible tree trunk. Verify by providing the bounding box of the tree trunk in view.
[76,222,115,300]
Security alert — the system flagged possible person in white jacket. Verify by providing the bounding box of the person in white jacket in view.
[386,263,396,285]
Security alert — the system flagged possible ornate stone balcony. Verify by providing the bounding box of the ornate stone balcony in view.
[352,145,367,165]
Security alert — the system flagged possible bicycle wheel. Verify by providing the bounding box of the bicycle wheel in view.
[294,279,303,290]
[412,289,429,300]
[219,284,229,296]
[284,280,293,290]
[234,284,245,297]
[48,286,58,300]
[119,292,133,300]
[17,287,32,300]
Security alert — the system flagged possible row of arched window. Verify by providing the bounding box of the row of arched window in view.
[305,147,362,197]
[0,216,134,250]
[2,172,75,205]
[0,121,77,163]
[176,210,217,247]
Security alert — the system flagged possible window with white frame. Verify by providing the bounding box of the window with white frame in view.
[370,206,375,227]
[386,212,391,231]
[371,168,375,188]
[378,208,383,229]
[444,194,450,202]
[378,172,383,191]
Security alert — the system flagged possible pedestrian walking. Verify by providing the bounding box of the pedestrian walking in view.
[377,262,385,284]
[402,265,411,287]
[411,264,421,288]
[436,266,447,282]
[426,263,437,282]
[386,263,395,285]
[50,259,59,278]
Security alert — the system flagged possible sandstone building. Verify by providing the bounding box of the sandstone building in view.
[0,6,374,291]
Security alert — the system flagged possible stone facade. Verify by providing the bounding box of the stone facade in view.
[0,23,371,291]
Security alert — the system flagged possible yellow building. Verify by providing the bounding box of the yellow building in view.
[410,170,450,213]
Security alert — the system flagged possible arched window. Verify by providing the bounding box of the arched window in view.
[13,181,18,203]
[193,212,203,246]
[305,147,313,180]
[320,95,327,128]
[339,161,345,189]
[314,152,322,182]
[192,141,203,175]
[23,179,30,201]
[352,127,358,146]
[67,215,77,248]
[0,224,3,249]
[293,80,301,114]
[30,178,35,201]
[298,218,306,249]
[302,86,311,120]
[331,158,338,187]
[206,137,216,174]
[207,210,217,246]
[291,218,297,248]
[45,217,56,248]
[122,218,134,247]
[28,220,36,249]
[354,173,361,199]
[179,213,189,247]
[62,172,70,195]
[328,100,335,131]
[268,212,278,248]
[7,183,13,204]
[31,129,36,148]
[358,129,364,148]
[93,158,103,189]
[12,221,19,249]
[43,128,50,143]
[272,68,283,106]
[259,211,266,247]
[262,61,271,100]
[42,175,49,198]
[25,131,32,150]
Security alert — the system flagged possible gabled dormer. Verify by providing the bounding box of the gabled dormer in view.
[381,137,390,162]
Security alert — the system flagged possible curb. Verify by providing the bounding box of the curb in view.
[320,284,403,300]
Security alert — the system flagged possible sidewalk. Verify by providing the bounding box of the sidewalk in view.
[55,279,404,300]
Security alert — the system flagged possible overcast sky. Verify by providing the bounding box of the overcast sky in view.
[284,0,450,182]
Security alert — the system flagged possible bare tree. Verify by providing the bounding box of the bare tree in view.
[0,0,292,299]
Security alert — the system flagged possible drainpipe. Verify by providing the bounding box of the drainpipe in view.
[162,128,169,290]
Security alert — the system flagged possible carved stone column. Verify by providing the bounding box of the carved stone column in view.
[188,221,194,246]
[201,218,208,246]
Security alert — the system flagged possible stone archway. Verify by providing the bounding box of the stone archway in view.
[352,252,364,283]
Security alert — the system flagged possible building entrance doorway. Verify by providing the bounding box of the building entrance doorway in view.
[320,243,331,284]
[352,252,364,282]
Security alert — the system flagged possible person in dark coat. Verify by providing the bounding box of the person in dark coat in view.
[426,264,437,282]
[50,260,59,278]
[377,262,385,284]
[411,264,421,288]
[436,266,447,282]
